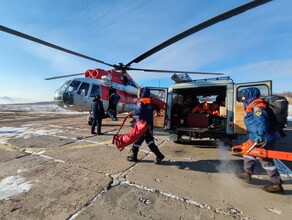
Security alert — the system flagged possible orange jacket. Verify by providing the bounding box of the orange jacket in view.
[191,102,220,116]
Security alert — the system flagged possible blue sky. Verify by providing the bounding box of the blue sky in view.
[0,0,291,102]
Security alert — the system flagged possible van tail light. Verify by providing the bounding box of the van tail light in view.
[229,122,234,132]
[165,114,169,126]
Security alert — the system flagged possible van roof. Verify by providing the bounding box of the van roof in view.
[169,76,234,89]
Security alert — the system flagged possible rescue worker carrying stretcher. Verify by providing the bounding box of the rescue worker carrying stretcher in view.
[236,87,284,194]
[127,87,165,164]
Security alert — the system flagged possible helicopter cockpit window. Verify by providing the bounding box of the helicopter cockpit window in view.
[90,84,101,97]
[58,80,71,90]
[66,80,81,92]
[77,82,90,96]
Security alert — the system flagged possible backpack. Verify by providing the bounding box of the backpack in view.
[264,95,289,137]
[252,95,289,137]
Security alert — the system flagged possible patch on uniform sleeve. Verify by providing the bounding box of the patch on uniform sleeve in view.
[254,107,262,116]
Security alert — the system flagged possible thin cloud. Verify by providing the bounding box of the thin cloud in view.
[227,58,292,78]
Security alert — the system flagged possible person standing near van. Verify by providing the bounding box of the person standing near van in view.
[127,87,165,164]
[91,94,105,135]
[236,87,283,194]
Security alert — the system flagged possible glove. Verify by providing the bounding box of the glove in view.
[255,135,263,143]
[128,112,133,118]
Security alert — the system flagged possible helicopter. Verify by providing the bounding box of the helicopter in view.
[0,0,271,120]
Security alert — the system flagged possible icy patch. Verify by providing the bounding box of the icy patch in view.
[17,168,28,173]
[0,127,26,142]
[0,126,63,144]
[0,103,73,113]
[22,123,41,127]
[266,207,282,215]
[0,175,33,200]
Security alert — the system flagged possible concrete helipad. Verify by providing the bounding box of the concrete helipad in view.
[1,110,292,220]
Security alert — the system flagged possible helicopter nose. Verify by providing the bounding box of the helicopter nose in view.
[54,89,65,108]
[54,89,73,107]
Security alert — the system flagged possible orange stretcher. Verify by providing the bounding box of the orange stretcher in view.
[232,140,292,161]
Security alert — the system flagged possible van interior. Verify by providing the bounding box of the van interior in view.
[170,86,227,130]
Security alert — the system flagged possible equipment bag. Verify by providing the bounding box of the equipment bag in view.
[87,112,93,126]
[252,95,289,137]
[112,116,149,151]
[151,97,166,116]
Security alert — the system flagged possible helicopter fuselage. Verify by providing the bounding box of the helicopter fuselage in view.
[54,69,139,112]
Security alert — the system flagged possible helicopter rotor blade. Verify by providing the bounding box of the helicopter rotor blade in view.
[128,67,223,75]
[44,73,84,80]
[0,25,115,68]
[0,0,272,79]
[126,0,272,66]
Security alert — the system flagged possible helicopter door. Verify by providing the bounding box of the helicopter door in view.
[148,87,168,128]
[75,82,91,111]
[89,83,102,101]
[233,80,272,134]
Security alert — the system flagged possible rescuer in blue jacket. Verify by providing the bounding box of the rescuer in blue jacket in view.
[107,88,121,121]
[236,87,283,194]
[127,87,165,164]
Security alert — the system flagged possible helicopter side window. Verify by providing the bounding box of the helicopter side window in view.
[77,82,90,96]
[66,80,81,92]
[90,84,101,97]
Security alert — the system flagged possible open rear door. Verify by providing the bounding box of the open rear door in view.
[148,87,168,128]
[233,80,272,134]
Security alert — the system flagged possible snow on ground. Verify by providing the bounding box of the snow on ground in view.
[0,103,83,144]
[0,125,64,144]
[0,175,33,200]
[0,102,85,114]
[0,168,33,201]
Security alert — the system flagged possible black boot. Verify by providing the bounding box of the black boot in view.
[127,147,139,162]
[261,183,284,194]
[236,171,252,184]
[149,145,165,164]
[91,127,96,135]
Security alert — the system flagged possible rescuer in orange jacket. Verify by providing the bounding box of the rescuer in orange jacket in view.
[127,87,165,164]
[236,87,283,194]
[191,95,225,116]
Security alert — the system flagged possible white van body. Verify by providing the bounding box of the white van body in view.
[153,77,272,146]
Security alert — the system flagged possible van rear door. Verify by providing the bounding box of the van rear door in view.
[148,87,168,128]
[233,80,272,134]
